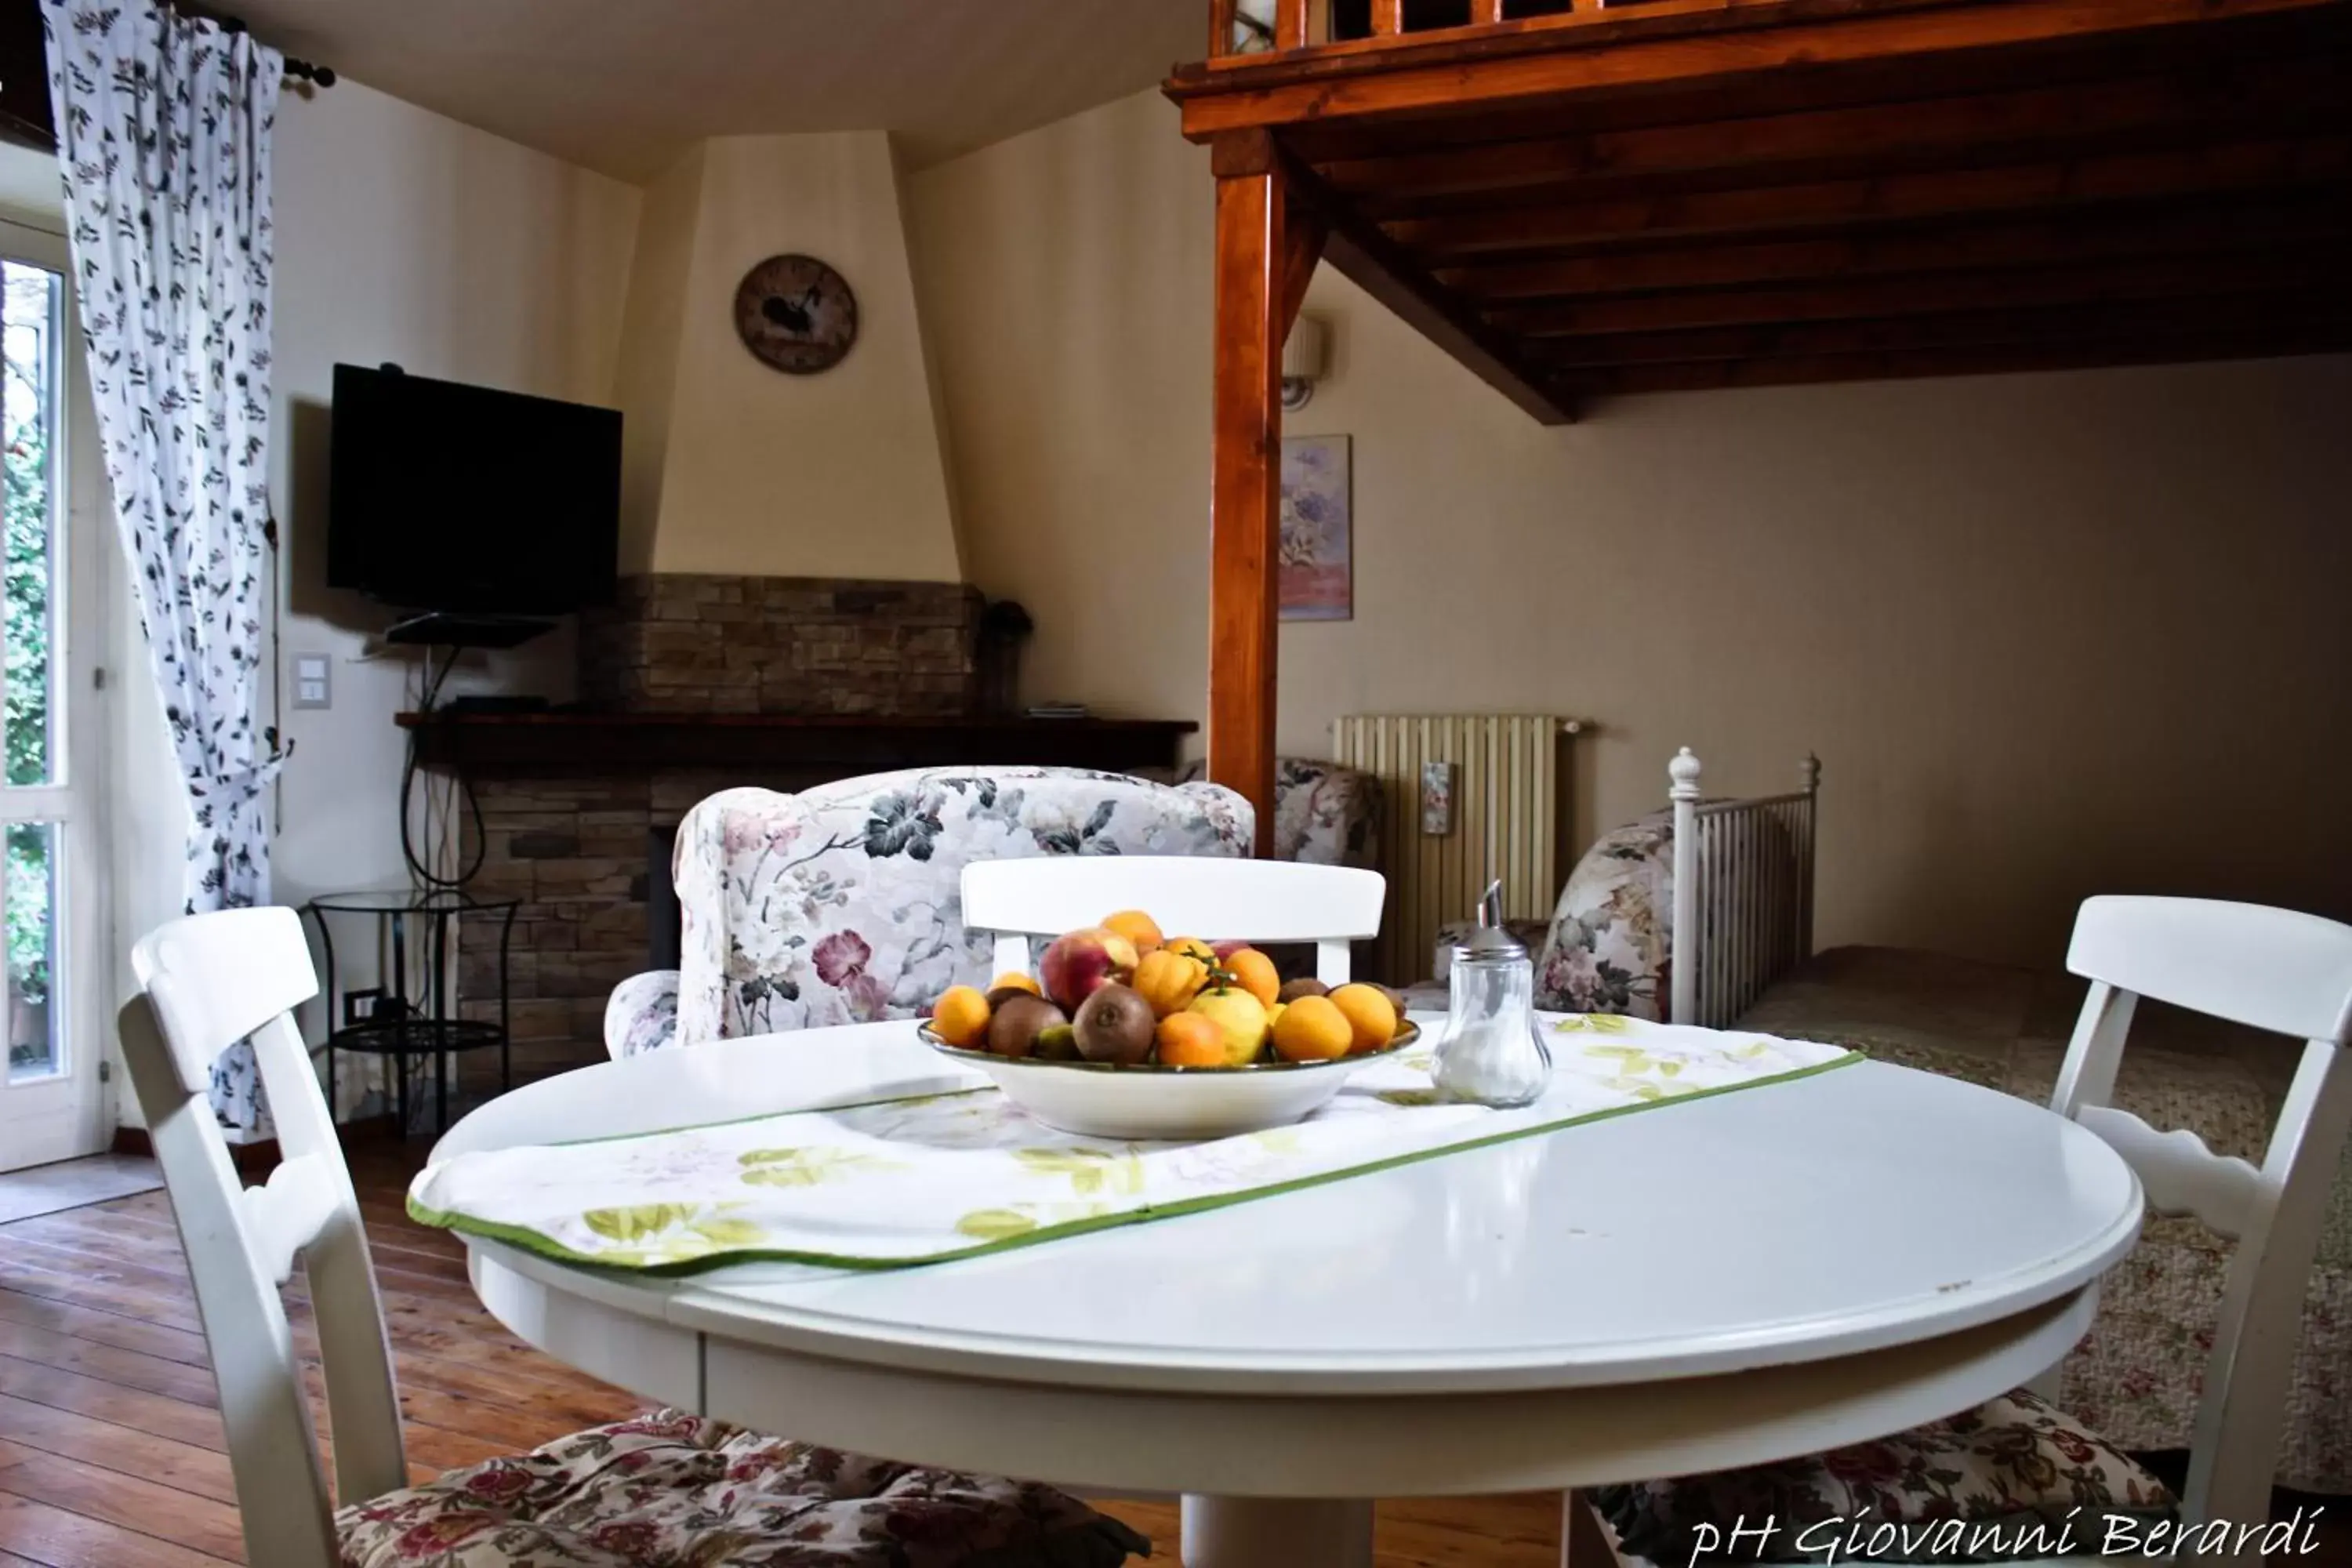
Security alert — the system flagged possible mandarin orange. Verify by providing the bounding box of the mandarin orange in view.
[1329,983,1399,1054]
[1155,1011,1227,1068]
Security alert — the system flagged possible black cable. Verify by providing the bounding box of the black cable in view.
[393,644,485,1133]
[399,646,485,891]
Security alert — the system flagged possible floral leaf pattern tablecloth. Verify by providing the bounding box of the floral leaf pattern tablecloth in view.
[408,1018,1857,1272]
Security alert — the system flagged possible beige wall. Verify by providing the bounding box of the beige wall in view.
[620,131,961,581]
[909,88,2352,971]
[610,143,707,575]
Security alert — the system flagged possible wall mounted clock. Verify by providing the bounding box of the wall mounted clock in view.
[733,254,858,374]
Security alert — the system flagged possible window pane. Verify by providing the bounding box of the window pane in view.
[5,819,58,1082]
[2,258,60,789]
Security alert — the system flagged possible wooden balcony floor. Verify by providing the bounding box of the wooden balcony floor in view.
[1172,0,2352,412]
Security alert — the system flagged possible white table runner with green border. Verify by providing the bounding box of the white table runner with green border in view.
[408,1017,1859,1272]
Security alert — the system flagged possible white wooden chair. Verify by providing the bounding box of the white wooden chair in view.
[962,855,1387,987]
[119,906,1149,1568]
[1573,895,2352,1566]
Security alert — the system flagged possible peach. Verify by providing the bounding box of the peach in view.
[1039,927,1138,1012]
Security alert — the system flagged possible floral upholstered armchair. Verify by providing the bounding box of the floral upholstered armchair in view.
[1178,756,1381,869]
[604,766,1252,1058]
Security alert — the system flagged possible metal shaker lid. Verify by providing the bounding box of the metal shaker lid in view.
[1450,879,1527,963]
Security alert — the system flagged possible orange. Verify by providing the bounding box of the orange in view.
[989,971,1040,996]
[1132,948,1210,1018]
[1101,909,1164,955]
[1163,935,1217,967]
[1155,1011,1227,1069]
[1272,994,1352,1062]
[1329,984,1399,1054]
[931,985,993,1049]
[1223,947,1280,1009]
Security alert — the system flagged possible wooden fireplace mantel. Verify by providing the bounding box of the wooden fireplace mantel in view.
[398,710,1198,776]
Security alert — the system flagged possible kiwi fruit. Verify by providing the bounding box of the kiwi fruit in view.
[986,996,1065,1058]
[1073,982,1156,1065]
[1277,977,1330,1004]
[985,983,1040,1011]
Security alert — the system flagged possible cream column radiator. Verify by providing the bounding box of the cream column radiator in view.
[1332,714,1578,985]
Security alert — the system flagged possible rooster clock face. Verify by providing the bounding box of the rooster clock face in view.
[733,255,858,374]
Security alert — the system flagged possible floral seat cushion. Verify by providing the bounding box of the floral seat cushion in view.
[1591,1388,2173,1566]
[339,1409,1149,1567]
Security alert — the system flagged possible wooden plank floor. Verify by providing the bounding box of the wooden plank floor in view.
[3,1136,2341,1567]
[0,1137,1559,1566]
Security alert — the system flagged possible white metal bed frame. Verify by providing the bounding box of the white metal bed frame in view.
[1668,748,1821,1029]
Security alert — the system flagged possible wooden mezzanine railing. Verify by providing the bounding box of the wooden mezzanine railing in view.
[1207,0,1735,64]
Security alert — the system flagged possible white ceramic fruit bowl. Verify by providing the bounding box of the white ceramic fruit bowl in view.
[918,1022,1421,1142]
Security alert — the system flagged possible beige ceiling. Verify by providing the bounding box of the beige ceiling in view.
[227,0,1203,183]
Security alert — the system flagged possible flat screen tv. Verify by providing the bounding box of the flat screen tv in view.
[328,364,622,615]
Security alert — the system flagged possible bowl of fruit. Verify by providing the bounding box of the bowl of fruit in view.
[920,912,1417,1141]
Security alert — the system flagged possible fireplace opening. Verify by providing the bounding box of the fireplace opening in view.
[649,824,681,971]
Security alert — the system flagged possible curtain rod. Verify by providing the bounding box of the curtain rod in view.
[174,2,337,87]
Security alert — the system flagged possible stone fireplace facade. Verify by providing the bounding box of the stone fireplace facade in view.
[579,575,983,715]
[457,573,986,1086]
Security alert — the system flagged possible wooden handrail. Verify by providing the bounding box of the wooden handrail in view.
[1196,0,1769,70]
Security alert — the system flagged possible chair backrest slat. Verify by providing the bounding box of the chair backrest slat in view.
[964,857,1385,988]
[2048,895,2352,1534]
[124,907,408,1568]
[2072,1106,2263,1238]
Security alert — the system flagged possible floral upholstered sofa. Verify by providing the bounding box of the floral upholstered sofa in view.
[604,766,1251,1058]
[1425,810,2352,1493]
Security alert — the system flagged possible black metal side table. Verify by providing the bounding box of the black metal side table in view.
[302,888,519,1136]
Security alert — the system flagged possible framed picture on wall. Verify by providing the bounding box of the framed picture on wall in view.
[1279,434,1352,622]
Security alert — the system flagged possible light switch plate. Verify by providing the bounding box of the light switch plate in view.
[292,653,332,710]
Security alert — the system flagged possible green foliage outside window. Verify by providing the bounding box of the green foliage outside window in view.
[3,264,55,1026]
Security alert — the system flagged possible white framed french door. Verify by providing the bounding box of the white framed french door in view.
[0,216,111,1173]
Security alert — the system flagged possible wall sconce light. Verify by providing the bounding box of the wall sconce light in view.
[1282,314,1328,412]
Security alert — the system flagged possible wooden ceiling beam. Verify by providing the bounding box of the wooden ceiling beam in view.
[1490,249,2347,336]
[1526,292,2347,367]
[1436,196,2352,301]
[1280,157,1581,424]
[1565,325,2352,394]
[1383,135,2352,257]
[1172,0,2345,139]
[1316,57,2348,204]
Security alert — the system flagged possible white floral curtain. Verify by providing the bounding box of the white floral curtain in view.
[42,0,287,1133]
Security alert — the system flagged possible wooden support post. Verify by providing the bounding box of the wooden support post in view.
[1371,0,1404,35]
[1207,132,1322,857]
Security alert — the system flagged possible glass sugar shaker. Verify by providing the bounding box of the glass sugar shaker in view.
[1432,880,1552,1108]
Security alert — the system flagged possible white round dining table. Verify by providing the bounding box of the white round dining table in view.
[429,1017,2143,1568]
